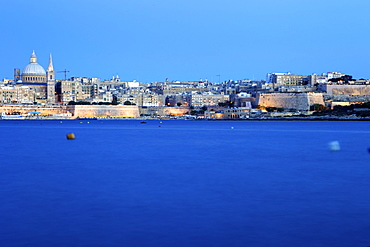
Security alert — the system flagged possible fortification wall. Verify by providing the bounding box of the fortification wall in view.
[67,105,139,118]
[255,92,324,110]
[140,107,189,116]
[307,92,325,107]
[323,94,370,102]
[0,105,69,115]
[323,84,370,95]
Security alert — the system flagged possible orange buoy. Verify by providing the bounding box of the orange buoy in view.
[66,133,76,140]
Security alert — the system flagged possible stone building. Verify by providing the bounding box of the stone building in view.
[15,51,56,104]
[232,92,254,107]
[187,93,229,107]
[0,86,16,104]
[0,85,36,104]
[165,94,189,106]
[308,72,346,85]
[117,92,164,106]
[223,107,251,119]
[57,80,82,103]
[141,93,165,107]
[266,73,304,87]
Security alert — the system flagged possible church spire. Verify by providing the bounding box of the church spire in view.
[47,53,54,72]
[46,52,56,104]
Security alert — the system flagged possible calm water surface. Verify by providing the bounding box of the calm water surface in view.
[0,120,369,247]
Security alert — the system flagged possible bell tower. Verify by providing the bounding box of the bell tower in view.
[46,53,55,104]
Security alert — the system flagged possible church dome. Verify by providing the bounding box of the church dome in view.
[21,51,47,83]
[22,63,46,76]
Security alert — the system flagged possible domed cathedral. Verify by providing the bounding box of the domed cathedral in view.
[21,51,47,83]
[16,51,56,104]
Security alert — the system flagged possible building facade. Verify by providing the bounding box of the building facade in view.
[13,51,56,104]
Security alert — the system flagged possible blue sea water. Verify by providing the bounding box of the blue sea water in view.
[0,120,369,247]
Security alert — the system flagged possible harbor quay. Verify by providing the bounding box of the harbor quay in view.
[1,104,369,120]
[0,105,139,120]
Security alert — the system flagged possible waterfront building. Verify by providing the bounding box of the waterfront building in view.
[223,107,251,119]
[165,94,189,107]
[92,92,113,103]
[115,92,164,106]
[0,85,35,104]
[0,86,16,104]
[232,92,254,107]
[13,51,56,104]
[116,93,140,106]
[149,81,210,95]
[187,92,229,107]
[57,80,81,104]
[141,93,165,107]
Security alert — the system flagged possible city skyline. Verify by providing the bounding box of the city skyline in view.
[1,0,370,82]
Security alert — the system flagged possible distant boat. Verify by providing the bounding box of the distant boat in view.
[77,117,98,120]
[0,112,26,120]
[140,121,147,124]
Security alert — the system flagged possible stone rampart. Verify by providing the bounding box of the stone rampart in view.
[321,84,370,95]
[0,105,140,118]
[323,94,370,103]
[255,92,325,110]
[67,105,139,118]
[0,105,69,115]
[140,106,189,116]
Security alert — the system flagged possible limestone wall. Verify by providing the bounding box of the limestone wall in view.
[0,105,69,115]
[307,92,326,108]
[255,92,325,110]
[67,105,139,118]
[140,106,189,116]
[322,84,370,95]
[0,105,140,118]
[323,94,370,103]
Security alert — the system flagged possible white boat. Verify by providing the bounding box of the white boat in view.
[0,112,26,120]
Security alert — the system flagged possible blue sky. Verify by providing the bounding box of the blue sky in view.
[1,0,369,82]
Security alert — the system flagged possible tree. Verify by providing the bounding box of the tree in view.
[68,101,90,105]
[265,107,277,112]
[328,75,355,83]
[218,101,234,107]
[256,105,266,111]
[310,104,327,111]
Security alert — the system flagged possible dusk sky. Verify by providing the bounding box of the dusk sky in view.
[1,0,369,83]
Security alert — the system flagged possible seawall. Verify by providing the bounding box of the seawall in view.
[0,105,140,118]
[255,92,325,110]
[0,105,69,115]
[66,105,140,118]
